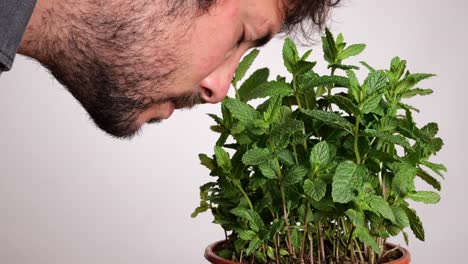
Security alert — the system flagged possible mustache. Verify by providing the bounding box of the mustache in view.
[168,90,205,109]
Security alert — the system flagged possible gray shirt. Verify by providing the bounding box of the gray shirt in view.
[0,0,37,74]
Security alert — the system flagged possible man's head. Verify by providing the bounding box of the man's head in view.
[19,0,340,138]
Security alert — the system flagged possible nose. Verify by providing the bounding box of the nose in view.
[199,54,240,104]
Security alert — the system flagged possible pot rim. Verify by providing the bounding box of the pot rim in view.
[205,240,411,264]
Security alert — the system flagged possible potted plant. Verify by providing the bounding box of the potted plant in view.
[192,29,446,264]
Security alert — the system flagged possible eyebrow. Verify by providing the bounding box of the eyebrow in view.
[252,29,274,48]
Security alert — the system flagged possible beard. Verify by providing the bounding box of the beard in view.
[32,1,203,139]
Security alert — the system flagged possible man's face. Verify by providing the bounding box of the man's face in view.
[42,0,285,138]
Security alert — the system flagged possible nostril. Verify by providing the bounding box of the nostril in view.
[201,87,213,98]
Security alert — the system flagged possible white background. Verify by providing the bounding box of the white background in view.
[1,0,466,263]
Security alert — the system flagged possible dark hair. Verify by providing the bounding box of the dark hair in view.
[197,0,341,39]
[282,0,342,34]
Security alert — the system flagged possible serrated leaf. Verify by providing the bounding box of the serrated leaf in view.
[345,209,365,226]
[329,94,360,115]
[332,161,365,203]
[403,206,425,241]
[346,70,361,102]
[302,109,354,134]
[271,119,304,149]
[392,206,410,228]
[238,68,270,102]
[310,141,336,169]
[421,161,447,178]
[191,202,209,218]
[392,162,417,197]
[364,70,387,94]
[416,168,442,191]
[199,153,216,171]
[360,92,383,114]
[214,146,231,172]
[277,149,295,166]
[283,38,299,73]
[283,165,308,186]
[407,191,441,204]
[369,195,396,223]
[240,230,258,241]
[246,237,262,256]
[292,60,317,75]
[402,88,433,98]
[233,49,260,87]
[338,44,366,60]
[243,81,293,102]
[264,95,283,124]
[259,161,277,179]
[242,148,272,165]
[303,75,350,88]
[364,129,412,149]
[304,179,327,201]
[223,98,259,124]
[322,28,337,63]
[355,226,381,254]
[301,49,313,60]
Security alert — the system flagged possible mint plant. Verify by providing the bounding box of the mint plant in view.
[193,29,446,264]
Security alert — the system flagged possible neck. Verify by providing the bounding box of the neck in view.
[18,0,57,64]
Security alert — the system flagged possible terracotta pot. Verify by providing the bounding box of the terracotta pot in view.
[205,240,411,264]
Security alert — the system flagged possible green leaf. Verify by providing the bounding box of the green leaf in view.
[246,237,262,256]
[238,68,270,102]
[363,70,387,94]
[364,129,412,149]
[338,44,366,60]
[304,75,350,88]
[304,179,327,201]
[359,92,383,114]
[403,206,425,241]
[191,201,209,218]
[421,161,447,178]
[243,81,293,102]
[329,94,360,115]
[332,161,365,203]
[283,38,299,73]
[292,60,317,75]
[277,149,295,166]
[264,95,283,124]
[258,161,277,179]
[346,70,361,102]
[214,146,231,172]
[310,141,336,169]
[242,148,272,165]
[355,226,382,254]
[391,162,417,197]
[416,168,442,191]
[369,195,396,223]
[345,209,365,226]
[301,49,313,61]
[392,206,410,228]
[199,154,215,171]
[240,230,258,241]
[322,28,337,63]
[359,61,376,72]
[233,49,260,87]
[283,165,308,186]
[302,109,354,134]
[223,98,259,124]
[271,119,304,149]
[407,191,441,204]
[401,88,433,98]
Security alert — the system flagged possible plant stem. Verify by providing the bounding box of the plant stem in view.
[354,116,362,164]
[353,238,364,264]
[300,203,312,262]
[236,182,254,210]
[280,185,296,257]
[309,231,315,264]
[318,221,326,264]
